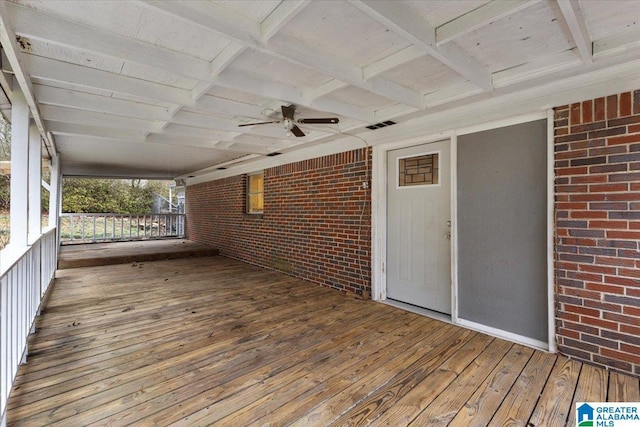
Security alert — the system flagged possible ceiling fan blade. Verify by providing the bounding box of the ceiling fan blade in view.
[290,125,305,137]
[281,105,296,120]
[238,121,280,127]
[297,118,339,124]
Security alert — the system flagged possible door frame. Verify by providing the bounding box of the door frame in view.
[371,110,556,352]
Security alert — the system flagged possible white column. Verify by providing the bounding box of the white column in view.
[28,122,41,243]
[10,78,29,248]
[48,157,60,230]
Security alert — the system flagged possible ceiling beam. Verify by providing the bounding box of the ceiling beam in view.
[34,84,171,120]
[23,54,192,105]
[45,120,148,140]
[265,34,424,109]
[363,46,425,80]
[260,0,311,41]
[304,80,350,101]
[214,68,374,122]
[24,55,297,121]
[191,42,247,101]
[436,1,540,45]
[7,2,211,82]
[557,0,593,65]
[594,26,640,58]
[36,84,318,146]
[39,104,165,132]
[0,1,57,158]
[351,0,493,92]
[139,0,425,110]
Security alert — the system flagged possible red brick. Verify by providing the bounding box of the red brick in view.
[602,348,640,365]
[582,100,594,123]
[558,328,580,339]
[621,324,640,336]
[618,268,640,279]
[607,95,619,119]
[556,202,588,214]
[603,311,640,327]
[564,304,601,317]
[580,264,616,275]
[620,92,632,117]
[605,275,640,286]
[609,134,640,145]
[605,192,640,201]
[569,211,607,219]
[589,220,628,229]
[571,103,581,125]
[571,194,606,202]
[624,306,640,317]
[585,282,624,294]
[607,231,640,240]
[572,175,606,184]
[598,256,635,267]
[584,316,619,330]
[595,97,606,121]
[557,166,588,176]
[557,149,588,160]
[589,183,628,193]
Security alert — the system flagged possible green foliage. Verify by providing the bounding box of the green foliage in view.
[62,179,168,214]
[0,117,10,211]
[0,116,10,161]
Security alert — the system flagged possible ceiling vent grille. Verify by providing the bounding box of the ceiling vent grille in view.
[366,120,396,130]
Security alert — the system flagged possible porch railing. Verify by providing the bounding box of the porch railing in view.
[1,227,58,421]
[59,213,185,243]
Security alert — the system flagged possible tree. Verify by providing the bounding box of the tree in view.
[0,116,10,211]
[61,178,174,214]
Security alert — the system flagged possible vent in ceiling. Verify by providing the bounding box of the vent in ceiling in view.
[366,120,396,130]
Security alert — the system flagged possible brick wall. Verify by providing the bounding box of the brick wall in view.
[186,148,371,297]
[555,90,640,376]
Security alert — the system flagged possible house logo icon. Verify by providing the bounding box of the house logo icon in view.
[577,403,594,426]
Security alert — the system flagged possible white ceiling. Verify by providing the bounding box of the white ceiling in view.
[0,0,639,178]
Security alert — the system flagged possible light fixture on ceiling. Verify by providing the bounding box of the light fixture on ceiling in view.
[238,105,338,138]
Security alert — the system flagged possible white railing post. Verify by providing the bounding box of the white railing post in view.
[48,157,60,233]
[10,77,29,248]
[28,122,42,244]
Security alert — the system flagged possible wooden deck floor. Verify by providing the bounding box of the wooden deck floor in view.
[7,256,640,426]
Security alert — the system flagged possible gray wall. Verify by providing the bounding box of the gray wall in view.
[457,119,548,342]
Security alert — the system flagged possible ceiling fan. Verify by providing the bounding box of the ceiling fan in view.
[238,105,339,137]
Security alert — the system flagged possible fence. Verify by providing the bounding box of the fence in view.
[1,227,58,422]
[59,213,185,243]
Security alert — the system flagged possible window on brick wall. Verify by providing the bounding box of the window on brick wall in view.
[247,172,264,213]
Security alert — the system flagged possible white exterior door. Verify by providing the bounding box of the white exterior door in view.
[386,140,451,314]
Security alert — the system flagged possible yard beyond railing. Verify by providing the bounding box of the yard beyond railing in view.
[59,213,185,243]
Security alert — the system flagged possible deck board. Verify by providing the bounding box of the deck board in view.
[7,255,640,426]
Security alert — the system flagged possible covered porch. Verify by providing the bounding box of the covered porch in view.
[2,1,640,425]
[6,252,640,426]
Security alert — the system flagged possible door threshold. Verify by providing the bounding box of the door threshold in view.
[382,299,452,323]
